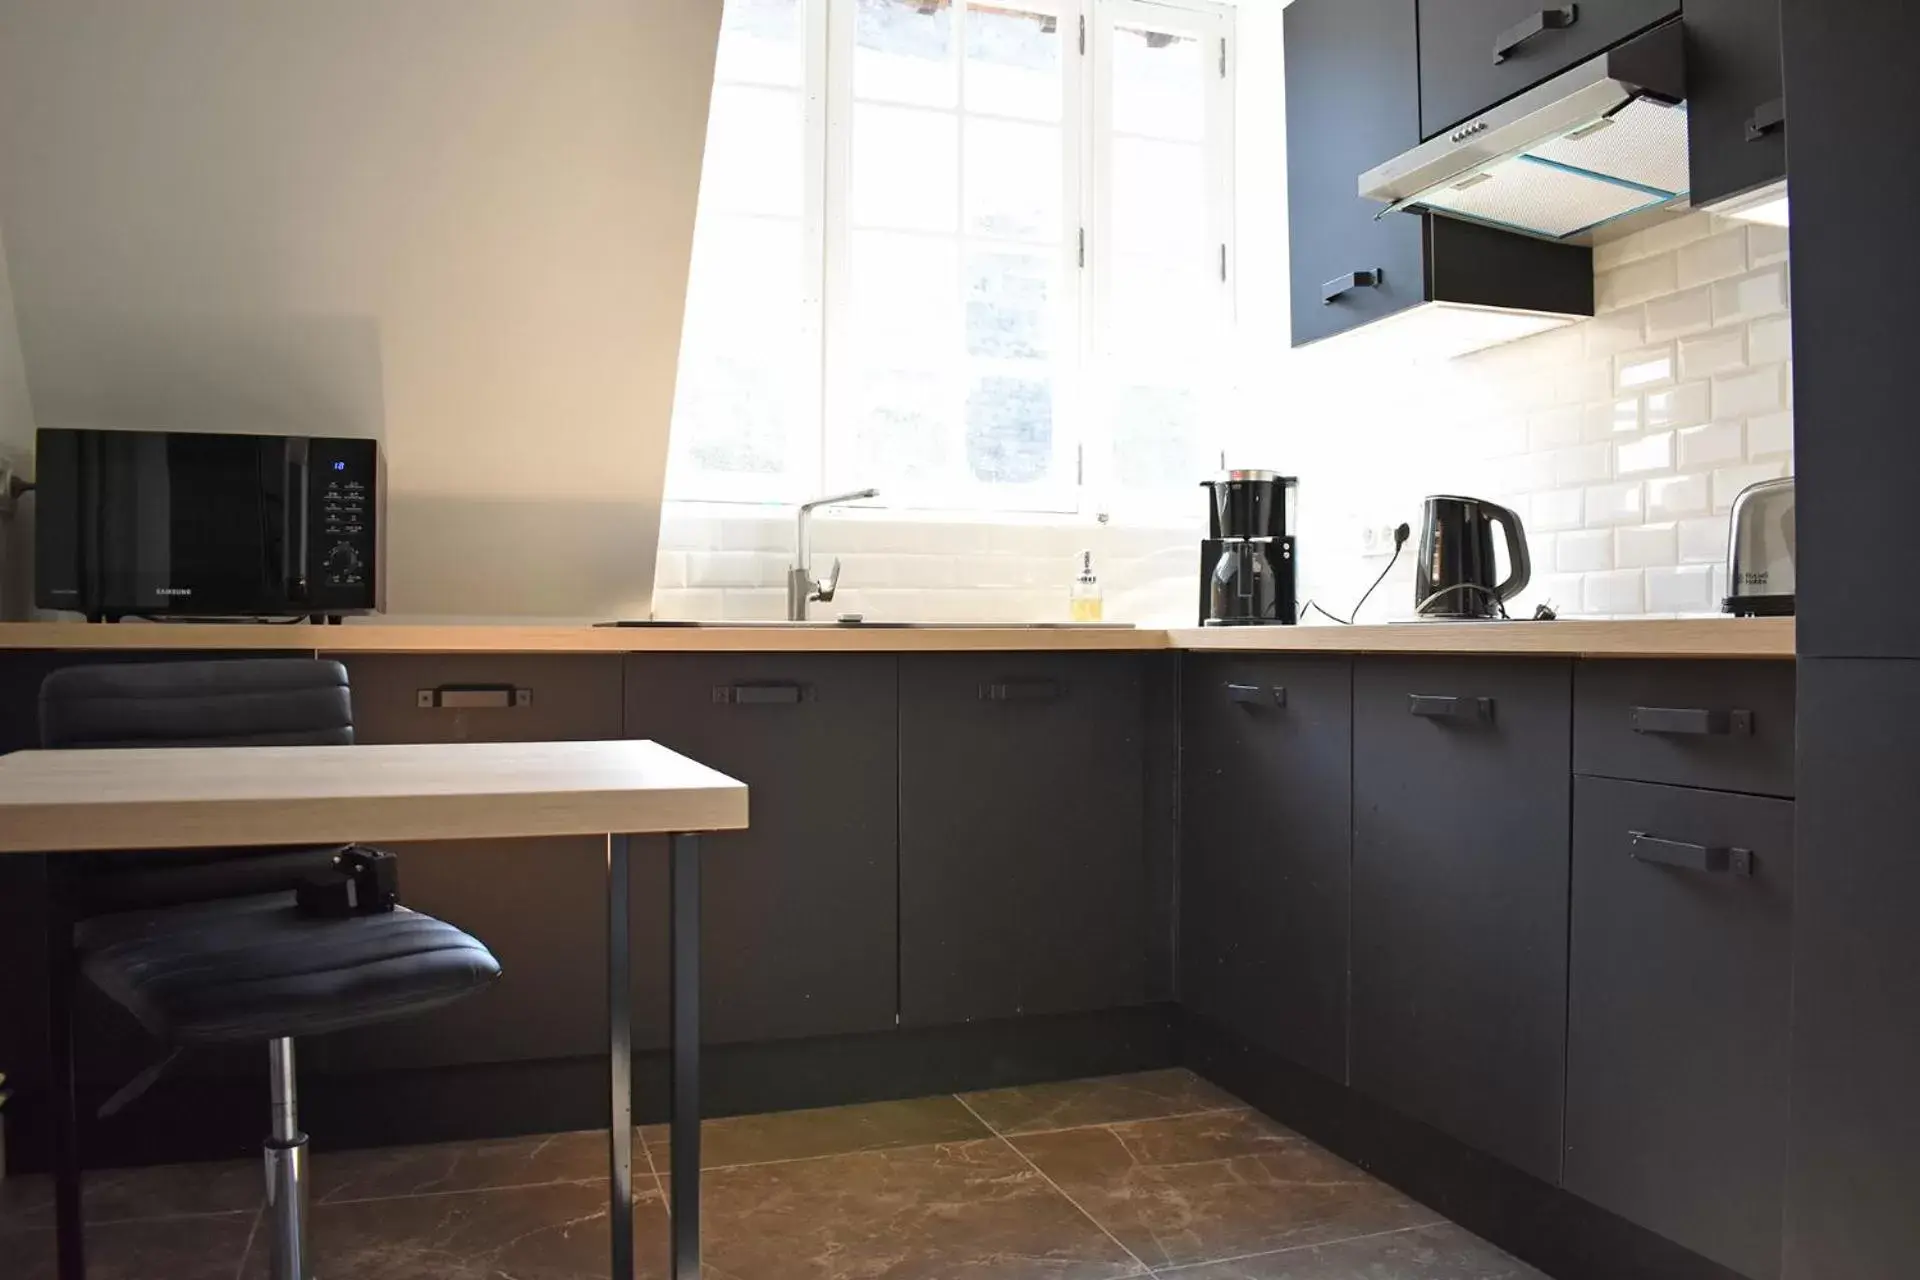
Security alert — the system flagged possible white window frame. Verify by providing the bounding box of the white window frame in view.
[666,0,1236,518]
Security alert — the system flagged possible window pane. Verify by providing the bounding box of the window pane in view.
[715,0,803,87]
[1107,251,1210,367]
[1111,23,1205,141]
[966,250,1052,359]
[966,3,1061,122]
[964,117,1060,241]
[1111,136,1206,252]
[853,104,959,231]
[699,86,805,217]
[1109,383,1205,491]
[966,373,1056,486]
[852,231,961,358]
[855,0,957,107]
[671,217,808,479]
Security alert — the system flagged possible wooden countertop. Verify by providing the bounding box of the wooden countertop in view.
[0,617,1795,659]
[0,739,750,853]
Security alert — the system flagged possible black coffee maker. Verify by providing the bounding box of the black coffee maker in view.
[1200,471,1298,625]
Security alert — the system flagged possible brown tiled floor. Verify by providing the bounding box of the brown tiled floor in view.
[0,1069,1546,1279]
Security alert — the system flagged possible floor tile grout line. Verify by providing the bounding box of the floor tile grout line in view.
[636,1125,669,1216]
[984,1103,1249,1142]
[954,1092,1159,1279]
[1149,1221,1446,1276]
[232,1205,264,1280]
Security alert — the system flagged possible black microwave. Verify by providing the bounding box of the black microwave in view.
[35,427,384,621]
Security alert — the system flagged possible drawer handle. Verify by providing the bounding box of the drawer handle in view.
[1409,694,1493,724]
[1630,706,1753,737]
[712,682,807,705]
[1629,831,1754,877]
[1323,269,1382,304]
[1227,683,1287,708]
[1746,98,1786,142]
[416,684,530,709]
[981,680,1061,703]
[1494,5,1577,64]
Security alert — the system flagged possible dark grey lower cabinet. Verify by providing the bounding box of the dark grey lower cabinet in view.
[1180,655,1351,1082]
[1565,777,1793,1280]
[313,654,626,1070]
[625,653,899,1046]
[1351,657,1573,1183]
[899,653,1148,1026]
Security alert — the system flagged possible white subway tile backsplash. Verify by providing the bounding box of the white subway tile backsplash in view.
[1712,460,1790,512]
[1677,421,1745,468]
[687,550,771,588]
[1616,431,1674,476]
[1644,286,1715,341]
[1645,472,1711,519]
[1639,214,1715,259]
[1528,406,1586,451]
[1532,488,1586,531]
[1678,327,1747,380]
[1557,528,1614,572]
[1713,365,1786,419]
[1554,442,1614,485]
[1616,345,1677,392]
[1713,266,1789,324]
[1678,516,1727,564]
[1616,522,1677,569]
[1748,313,1791,366]
[1585,308,1648,359]
[1584,569,1646,615]
[1599,253,1679,309]
[1748,223,1790,267]
[1585,481,1644,526]
[1747,410,1793,458]
[1646,564,1716,613]
[1643,381,1711,431]
[1677,228,1749,287]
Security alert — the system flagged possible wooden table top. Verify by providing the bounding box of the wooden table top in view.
[0,739,749,854]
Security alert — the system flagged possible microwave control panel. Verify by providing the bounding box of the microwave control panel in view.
[309,437,380,606]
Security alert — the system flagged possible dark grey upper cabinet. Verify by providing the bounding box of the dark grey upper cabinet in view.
[1418,0,1682,139]
[899,654,1149,1027]
[1685,0,1786,208]
[1286,0,1593,348]
[1565,777,1793,1280]
[1180,656,1352,1084]
[1351,657,1573,1183]
[624,653,899,1047]
[1285,0,1426,346]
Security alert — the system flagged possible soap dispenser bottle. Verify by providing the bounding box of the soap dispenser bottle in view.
[1070,550,1103,622]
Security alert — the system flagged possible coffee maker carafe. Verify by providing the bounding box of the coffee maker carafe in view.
[1200,471,1298,625]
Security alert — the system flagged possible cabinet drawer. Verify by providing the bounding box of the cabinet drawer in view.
[624,653,898,1046]
[1574,660,1794,796]
[329,653,624,744]
[1418,0,1679,138]
[1565,777,1792,1280]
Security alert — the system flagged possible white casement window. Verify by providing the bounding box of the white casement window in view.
[666,0,1233,516]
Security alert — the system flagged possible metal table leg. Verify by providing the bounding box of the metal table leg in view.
[669,833,702,1278]
[607,835,634,1280]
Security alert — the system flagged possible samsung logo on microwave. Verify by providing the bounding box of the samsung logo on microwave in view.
[153,587,194,596]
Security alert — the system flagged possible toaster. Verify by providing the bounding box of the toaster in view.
[1723,476,1795,616]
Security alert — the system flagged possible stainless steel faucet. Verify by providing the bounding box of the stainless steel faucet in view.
[787,487,878,620]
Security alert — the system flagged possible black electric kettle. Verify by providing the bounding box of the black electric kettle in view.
[1414,495,1531,619]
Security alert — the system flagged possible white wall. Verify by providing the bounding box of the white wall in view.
[0,0,720,621]
[0,221,29,460]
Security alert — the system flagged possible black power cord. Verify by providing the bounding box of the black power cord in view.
[1301,522,1412,626]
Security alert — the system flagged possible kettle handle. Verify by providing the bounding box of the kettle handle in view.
[1486,501,1532,603]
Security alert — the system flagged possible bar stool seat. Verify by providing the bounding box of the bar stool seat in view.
[76,890,499,1044]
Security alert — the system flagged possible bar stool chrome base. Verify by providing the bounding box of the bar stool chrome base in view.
[264,1037,313,1280]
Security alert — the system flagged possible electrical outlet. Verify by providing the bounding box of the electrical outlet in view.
[1358,522,1401,558]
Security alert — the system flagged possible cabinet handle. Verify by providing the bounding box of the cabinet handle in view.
[416,684,530,709]
[981,680,1061,703]
[1630,706,1753,737]
[1629,831,1754,877]
[712,682,807,705]
[1493,5,1577,63]
[1227,683,1287,708]
[1409,694,1493,724]
[1745,98,1786,142]
[1323,269,1383,304]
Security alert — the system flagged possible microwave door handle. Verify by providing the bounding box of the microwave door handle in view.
[286,440,310,602]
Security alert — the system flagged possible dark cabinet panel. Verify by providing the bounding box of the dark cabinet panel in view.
[899,654,1148,1026]
[1285,0,1427,346]
[1565,778,1792,1280]
[1784,658,1920,1280]
[1351,657,1572,1183]
[1418,0,1681,139]
[313,654,625,1070]
[1180,655,1351,1083]
[1573,659,1795,797]
[624,653,898,1046]
[1684,0,1786,208]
